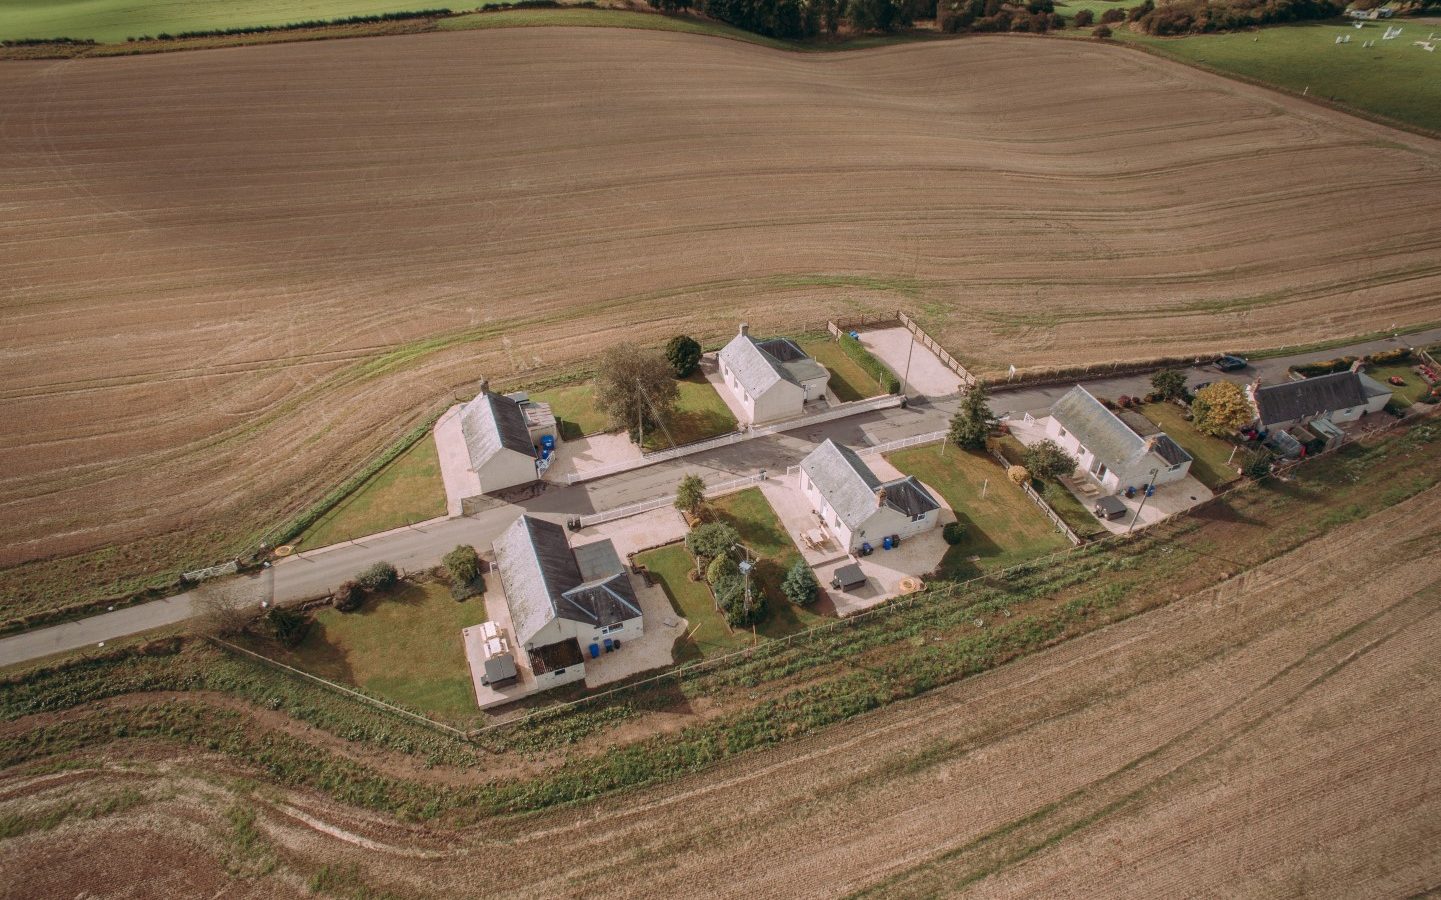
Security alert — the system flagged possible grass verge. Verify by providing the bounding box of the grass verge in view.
[295,436,447,549]
[644,374,739,451]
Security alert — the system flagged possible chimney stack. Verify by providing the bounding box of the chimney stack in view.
[739,322,750,337]
[479,378,491,395]
[876,487,887,508]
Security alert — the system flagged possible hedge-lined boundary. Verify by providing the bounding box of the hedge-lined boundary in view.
[839,334,901,394]
[123,8,451,42]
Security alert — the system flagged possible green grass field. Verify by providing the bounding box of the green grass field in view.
[887,445,1070,579]
[1365,362,1433,406]
[247,580,489,720]
[797,336,887,402]
[643,373,739,451]
[294,435,446,550]
[1139,402,1241,490]
[1121,17,1441,133]
[1053,0,1132,16]
[0,0,471,42]
[531,382,612,441]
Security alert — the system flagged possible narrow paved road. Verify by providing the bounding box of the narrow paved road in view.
[2,327,1435,667]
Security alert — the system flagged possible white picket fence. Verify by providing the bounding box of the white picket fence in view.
[565,394,903,485]
[575,473,767,529]
[857,430,947,457]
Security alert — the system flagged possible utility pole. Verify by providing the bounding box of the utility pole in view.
[1127,467,1160,534]
[901,330,916,402]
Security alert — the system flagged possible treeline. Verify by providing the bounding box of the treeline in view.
[1128,0,1344,34]
[126,8,451,42]
[649,0,938,38]
[2,37,98,46]
[938,0,1062,33]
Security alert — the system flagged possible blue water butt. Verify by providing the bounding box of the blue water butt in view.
[588,643,600,659]
[603,638,614,652]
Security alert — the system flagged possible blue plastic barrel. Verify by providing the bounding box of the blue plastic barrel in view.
[588,643,600,659]
[882,536,893,550]
[603,638,614,652]
[541,434,555,452]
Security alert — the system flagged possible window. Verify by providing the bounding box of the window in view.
[601,623,624,635]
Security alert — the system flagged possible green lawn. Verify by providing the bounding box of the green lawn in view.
[1053,0,1132,16]
[643,373,739,452]
[0,0,477,42]
[1120,17,1441,133]
[996,435,1105,538]
[248,580,489,721]
[708,489,830,636]
[887,445,1070,579]
[295,435,446,550]
[1140,402,1241,490]
[531,382,612,441]
[1365,363,1432,406]
[636,544,752,662]
[797,336,887,402]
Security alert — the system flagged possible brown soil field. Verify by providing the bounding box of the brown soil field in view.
[3,30,1440,612]
[4,482,1439,897]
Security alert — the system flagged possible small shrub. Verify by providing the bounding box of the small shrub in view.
[1073,8,1093,25]
[1094,22,1116,37]
[356,561,398,593]
[1008,465,1030,486]
[1023,439,1078,481]
[706,554,739,586]
[1241,450,1273,480]
[781,559,819,605]
[443,544,483,599]
[267,607,311,647]
[332,580,363,612]
[942,521,966,545]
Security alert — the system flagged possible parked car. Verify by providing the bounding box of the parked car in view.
[1214,355,1249,372]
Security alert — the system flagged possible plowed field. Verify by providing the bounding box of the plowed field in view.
[4,482,1439,897]
[3,29,1440,608]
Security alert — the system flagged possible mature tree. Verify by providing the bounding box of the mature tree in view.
[1073,7,1093,25]
[664,335,703,378]
[1151,368,1187,401]
[848,0,898,31]
[1093,23,1113,36]
[1191,381,1252,437]
[942,521,966,545]
[686,521,741,576]
[594,342,680,443]
[443,544,482,595]
[674,473,707,519]
[781,559,819,605]
[332,579,363,612]
[948,382,996,451]
[816,0,845,32]
[1022,439,1078,481]
[192,576,265,638]
[267,607,311,648]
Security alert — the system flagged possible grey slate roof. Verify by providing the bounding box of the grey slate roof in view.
[800,439,940,529]
[460,391,535,470]
[493,517,641,647]
[719,333,827,398]
[1253,372,1378,427]
[1050,387,1192,472]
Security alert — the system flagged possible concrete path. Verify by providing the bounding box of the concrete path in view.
[5,327,1438,668]
[433,404,480,516]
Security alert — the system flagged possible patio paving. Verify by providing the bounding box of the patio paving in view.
[462,572,540,709]
[858,326,966,398]
[583,574,687,687]
[572,506,689,558]
[1009,414,1214,534]
[541,431,642,483]
[433,403,480,516]
[760,467,950,617]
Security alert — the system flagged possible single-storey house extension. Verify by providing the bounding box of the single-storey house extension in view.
[718,323,830,424]
[799,439,941,553]
[1046,386,1192,492]
[492,515,644,691]
[1248,371,1391,431]
[459,389,548,493]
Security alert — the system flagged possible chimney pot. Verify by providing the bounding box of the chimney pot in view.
[739,322,750,337]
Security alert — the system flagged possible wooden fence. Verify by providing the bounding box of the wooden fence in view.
[989,447,1084,546]
[897,310,978,389]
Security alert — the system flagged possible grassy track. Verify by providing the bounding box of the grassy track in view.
[294,435,446,550]
[0,0,477,42]
[887,445,1069,578]
[1119,17,1441,133]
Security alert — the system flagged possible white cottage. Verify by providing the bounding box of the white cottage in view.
[1249,371,1391,431]
[459,391,541,493]
[492,516,643,691]
[718,324,830,424]
[799,439,941,553]
[1045,386,1192,493]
